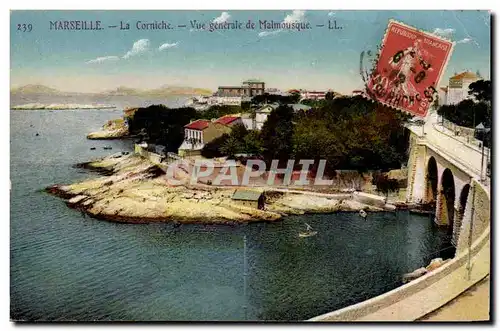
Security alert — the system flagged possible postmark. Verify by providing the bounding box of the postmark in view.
[363,20,454,117]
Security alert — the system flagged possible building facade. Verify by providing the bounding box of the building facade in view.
[440,71,481,105]
[207,96,243,106]
[300,90,327,100]
[255,103,279,130]
[217,79,265,98]
[178,116,243,157]
[231,189,265,209]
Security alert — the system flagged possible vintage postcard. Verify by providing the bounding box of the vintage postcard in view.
[10,9,491,322]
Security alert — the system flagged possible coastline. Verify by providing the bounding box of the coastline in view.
[46,153,400,225]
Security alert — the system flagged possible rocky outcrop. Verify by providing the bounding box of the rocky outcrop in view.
[266,194,383,215]
[87,118,128,140]
[402,258,451,283]
[403,267,428,283]
[48,154,282,224]
[48,153,406,225]
[425,258,449,272]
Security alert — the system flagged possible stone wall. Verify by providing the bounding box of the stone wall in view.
[406,142,427,203]
[135,144,163,165]
[442,118,475,138]
[457,180,490,254]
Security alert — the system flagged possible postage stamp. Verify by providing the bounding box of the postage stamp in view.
[365,20,454,117]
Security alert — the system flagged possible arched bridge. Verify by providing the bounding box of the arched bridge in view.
[406,110,490,249]
[310,109,490,321]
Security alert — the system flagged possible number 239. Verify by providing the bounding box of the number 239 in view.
[17,24,32,32]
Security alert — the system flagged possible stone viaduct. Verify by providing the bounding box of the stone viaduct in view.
[405,111,490,250]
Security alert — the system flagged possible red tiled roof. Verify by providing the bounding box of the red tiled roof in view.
[184,119,210,130]
[215,116,240,125]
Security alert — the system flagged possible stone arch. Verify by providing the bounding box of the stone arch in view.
[453,184,470,245]
[425,156,438,204]
[439,168,456,232]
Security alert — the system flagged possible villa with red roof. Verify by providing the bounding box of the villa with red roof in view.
[214,115,243,127]
[178,115,242,157]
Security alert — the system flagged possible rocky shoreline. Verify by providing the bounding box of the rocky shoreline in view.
[87,118,129,140]
[46,153,400,225]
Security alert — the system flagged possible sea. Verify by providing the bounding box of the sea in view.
[10,96,453,321]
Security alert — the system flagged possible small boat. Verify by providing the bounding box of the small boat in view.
[299,223,317,238]
[103,146,112,150]
[359,209,367,218]
[35,133,39,136]
[90,147,96,150]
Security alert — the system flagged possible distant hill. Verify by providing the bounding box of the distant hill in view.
[11,84,212,96]
[101,85,212,96]
[10,84,61,95]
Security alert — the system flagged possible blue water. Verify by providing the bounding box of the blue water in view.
[10,109,452,321]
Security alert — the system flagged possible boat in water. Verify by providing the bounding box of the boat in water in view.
[359,209,367,218]
[299,223,317,238]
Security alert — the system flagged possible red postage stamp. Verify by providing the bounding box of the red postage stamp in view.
[366,20,454,117]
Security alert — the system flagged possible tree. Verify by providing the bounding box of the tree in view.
[127,105,198,152]
[325,91,335,101]
[201,125,262,158]
[201,134,230,158]
[220,135,240,158]
[241,101,251,112]
[292,96,409,173]
[437,99,490,128]
[468,80,491,103]
[260,105,295,164]
[230,123,249,141]
[289,91,301,104]
[373,173,399,202]
[243,130,264,155]
[251,93,301,106]
[200,105,242,120]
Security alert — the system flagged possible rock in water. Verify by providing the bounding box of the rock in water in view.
[402,267,428,283]
[425,258,446,272]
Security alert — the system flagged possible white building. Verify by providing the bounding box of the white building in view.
[300,90,327,100]
[240,113,255,130]
[255,103,279,130]
[207,96,243,106]
[440,71,481,105]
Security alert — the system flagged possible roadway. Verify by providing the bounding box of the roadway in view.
[418,276,490,321]
[407,111,490,186]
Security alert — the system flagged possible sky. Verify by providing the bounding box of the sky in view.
[10,10,491,94]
